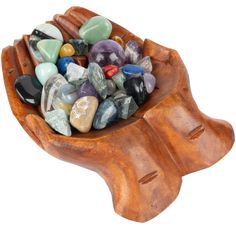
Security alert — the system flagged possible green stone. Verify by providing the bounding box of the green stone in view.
[45,109,72,136]
[114,96,139,119]
[112,70,126,90]
[79,16,112,44]
[37,39,62,64]
[88,63,108,99]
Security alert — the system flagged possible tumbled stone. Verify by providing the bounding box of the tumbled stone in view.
[14,75,42,106]
[93,98,119,130]
[79,16,112,44]
[89,40,125,67]
[88,63,108,99]
[45,109,71,136]
[124,76,148,105]
[59,43,75,57]
[114,95,138,119]
[111,70,126,90]
[35,62,58,85]
[52,97,72,116]
[125,40,142,64]
[137,56,153,73]
[77,80,99,99]
[122,64,144,78]
[72,55,88,67]
[65,63,88,85]
[29,23,63,63]
[58,83,79,104]
[40,73,67,115]
[106,80,117,95]
[111,35,125,48]
[112,90,127,99]
[102,65,119,79]
[37,39,62,64]
[57,57,75,75]
[143,73,156,94]
[69,39,88,56]
[70,96,99,133]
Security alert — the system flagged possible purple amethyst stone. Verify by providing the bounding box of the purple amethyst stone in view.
[89,39,125,67]
[78,80,99,99]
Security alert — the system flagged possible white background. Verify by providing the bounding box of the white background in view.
[0,0,235,235]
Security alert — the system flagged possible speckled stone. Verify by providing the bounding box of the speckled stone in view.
[88,63,108,99]
[45,109,72,136]
[112,70,126,90]
[69,39,88,56]
[70,96,99,133]
[106,79,117,95]
[93,98,119,130]
[114,95,139,119]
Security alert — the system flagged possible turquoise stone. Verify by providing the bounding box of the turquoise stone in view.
[35,62,58,85]
[122,64,144,78]
[112,70,126,90]
[88,63,108,99]
[79,16,112,44]
[40,73,67,115]
[93,98,118,130]
[37,39,62,64]
[45,109,72,136]
[114,96,138,119]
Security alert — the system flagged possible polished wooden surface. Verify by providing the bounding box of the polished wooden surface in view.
[1,6,234,222]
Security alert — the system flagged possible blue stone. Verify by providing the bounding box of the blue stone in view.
[122,64,144,78]
[93,98,119,130]
[57,57,75,75]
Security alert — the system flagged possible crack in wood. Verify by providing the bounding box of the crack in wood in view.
[188,125,205,140]
[138,170,159,185]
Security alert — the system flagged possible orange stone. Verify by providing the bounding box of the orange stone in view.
[111,36,125,48]
[59,43,75,57]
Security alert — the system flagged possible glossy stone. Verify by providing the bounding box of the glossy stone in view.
[137,56,153,73]
[102,65,119,79]
[59,43,75,57]
[70,96,99,133]
[79,16,112,44]
[111,36,125,48]
[14,75,43,105]
[106,80,117,95]
[93,98,119,130]
[89,40,125,67]
[45,109,72,136]
[122,64,144,78]
[124,76,149,105]
[72,55,88,67]
[112,70,126,90]
[77,80,99,99]
[143,73,156,94]
[29,23,63,63]
[125,40,142,64]
[65,63,88,85]
[35,62,58,85]
[57,57,75,75]
[58,83,79,104]
[52,97,72,116]
[88,63,108,99]
[41,73,67,115]
[69,39,88,56]
[114,95,138,119]
[37,39,62,64]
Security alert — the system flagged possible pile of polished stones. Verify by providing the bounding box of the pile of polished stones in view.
[15,16,156,136]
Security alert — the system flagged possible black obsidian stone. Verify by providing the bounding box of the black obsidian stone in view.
[14,75,43,105]
[124,76,149,105]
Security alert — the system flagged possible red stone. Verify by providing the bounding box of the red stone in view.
[72,55,88,68]
[102,65,119,79]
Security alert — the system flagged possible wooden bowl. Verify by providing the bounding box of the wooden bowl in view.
[1,6,234,222]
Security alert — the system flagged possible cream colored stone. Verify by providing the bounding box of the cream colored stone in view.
[70,96,98,133]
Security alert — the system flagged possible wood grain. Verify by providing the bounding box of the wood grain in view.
[1,6,234,222]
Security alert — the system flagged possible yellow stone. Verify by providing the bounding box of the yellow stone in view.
[59,43,75,57]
